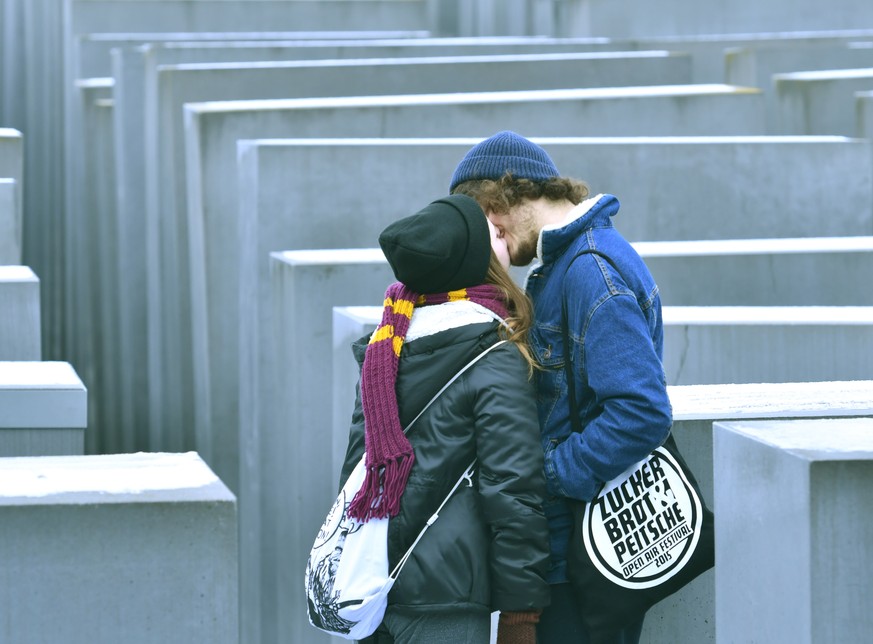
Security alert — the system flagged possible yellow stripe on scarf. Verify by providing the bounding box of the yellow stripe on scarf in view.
[447,288,468,301]
[369,323,406,357]
[370,324,394,345]
[391,297,415,318]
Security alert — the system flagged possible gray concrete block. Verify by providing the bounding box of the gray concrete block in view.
[640,236,873,305]
[0,127,23,239]
[263,251,393,644]
[65,80,113,455]
[632,32,873,84]
[556,1,873,39]
[234,136,872,247]
[0,361,86,456]
[662,306,873,385]
[774,68,873,136]
[0,451,238,644]
[725,43,873,132]
[642,381,873,644]
[713,417,873,643]
[76,29,434,77]
[0,178,20,264]
[858,89,873,138]
[0,266,40,360]
[67,0,426,36]
[90,97,123,455]
[184,88,763,489]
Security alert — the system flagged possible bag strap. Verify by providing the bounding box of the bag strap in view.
[390,459,476,579]
[387,338,508,580]
[561,249,622,436]
[402,339,508,435]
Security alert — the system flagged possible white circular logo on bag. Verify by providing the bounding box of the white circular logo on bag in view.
[581,446,702,589]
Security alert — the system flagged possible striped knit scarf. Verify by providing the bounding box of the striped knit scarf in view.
[347,282,510,522]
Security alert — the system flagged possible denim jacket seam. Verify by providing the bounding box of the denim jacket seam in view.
[641,284,659,311]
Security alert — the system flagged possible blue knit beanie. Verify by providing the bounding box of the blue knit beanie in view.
[449,131,560,192]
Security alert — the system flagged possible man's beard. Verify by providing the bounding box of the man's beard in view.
[512,233,538,266]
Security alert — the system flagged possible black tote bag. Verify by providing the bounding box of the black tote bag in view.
[560,249,715,640]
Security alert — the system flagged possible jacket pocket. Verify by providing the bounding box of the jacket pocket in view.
[529,324,565,369]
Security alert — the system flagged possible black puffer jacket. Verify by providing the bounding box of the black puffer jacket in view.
[339,316,551,614]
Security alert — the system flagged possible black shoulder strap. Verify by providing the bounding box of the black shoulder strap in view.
[561,249,622,435]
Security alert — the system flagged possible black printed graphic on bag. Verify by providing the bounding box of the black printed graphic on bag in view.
[582,446,703,589]
[305,488,362,634]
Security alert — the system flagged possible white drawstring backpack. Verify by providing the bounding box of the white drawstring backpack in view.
[304,341,506,640]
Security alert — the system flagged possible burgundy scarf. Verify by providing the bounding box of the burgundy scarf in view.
[347,282,510,522]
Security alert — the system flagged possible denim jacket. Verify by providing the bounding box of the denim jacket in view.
[525,193,673,583]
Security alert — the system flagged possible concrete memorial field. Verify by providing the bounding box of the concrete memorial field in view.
[140,54,694,466]
[4,2,873,643]
[184,87,765,490]
[106,43,654,455]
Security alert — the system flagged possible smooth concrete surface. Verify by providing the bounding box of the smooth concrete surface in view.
[65,0,426,35]
[0,127,22,239]
[773,68,873,136]
[641,236,873,305]
[0,361,86,456]
[0,451,238,644]
[184,89,764,501]
[65,80,113,456]
[146,53,692,471]
[0,266,41,360]
[725,44,873,132]
[90,97,123,455]
[235,136,873,246]
[858,90,873,138]
[713,418,873,643]
[556,2,873,38]
[628,31,873,85]
[0,178,20,264]
[262,251,393,644]
[76,29,434,77]
[662,306,873,385]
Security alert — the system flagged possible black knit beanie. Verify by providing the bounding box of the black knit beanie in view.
[449,130,560,192]
[378,194,491,294]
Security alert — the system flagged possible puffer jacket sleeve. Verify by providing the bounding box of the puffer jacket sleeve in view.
[464,342,551,612]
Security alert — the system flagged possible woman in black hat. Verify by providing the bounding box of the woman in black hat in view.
[339,194,551,644]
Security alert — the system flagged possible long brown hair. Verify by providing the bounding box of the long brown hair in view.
[484,252,539,375]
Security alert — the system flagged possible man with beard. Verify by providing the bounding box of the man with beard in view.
[449,132,673,644]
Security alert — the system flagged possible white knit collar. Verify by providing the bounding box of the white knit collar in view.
[406,300,504,342]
